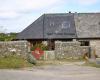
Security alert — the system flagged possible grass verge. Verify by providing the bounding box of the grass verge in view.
[0,55,85,69]
[83,62,100,68]
[0,55,33,69]
[35,58,85,66]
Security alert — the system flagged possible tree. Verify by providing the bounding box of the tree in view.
[0,26,17,41]
[0,33,17,41]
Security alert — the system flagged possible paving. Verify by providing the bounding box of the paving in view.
[0,62,100,80]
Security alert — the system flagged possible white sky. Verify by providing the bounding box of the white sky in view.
[0,0,100,33]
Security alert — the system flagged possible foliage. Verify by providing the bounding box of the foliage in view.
[0,33,17,41]
[31,43,48,51]
[27,53,37,65]
[0,55,33,69]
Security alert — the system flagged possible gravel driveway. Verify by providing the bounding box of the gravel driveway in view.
[0,62,100,80]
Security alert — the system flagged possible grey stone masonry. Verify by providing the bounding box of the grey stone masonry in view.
[90,40,100,57]
[55,41,91,59]
[75,13,100,38]
[0,41,28,58]
[43,51,55,60]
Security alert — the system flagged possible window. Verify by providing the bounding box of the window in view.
[80,41,90,46]
[61,21,70,29]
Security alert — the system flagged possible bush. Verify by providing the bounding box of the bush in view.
[27,53,37,65]
[31,43,48,51]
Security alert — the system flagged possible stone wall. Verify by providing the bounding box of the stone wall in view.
[0,40,95,60]
[55,41,91,59]
[0,41,28,58]
[90,40,100,57]
[43,51,55,60]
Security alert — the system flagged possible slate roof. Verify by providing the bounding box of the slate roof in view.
[16,15,44,39]
[16,13,77,39]
[16,13,100,40]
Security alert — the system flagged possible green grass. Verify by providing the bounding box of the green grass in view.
[0,54,86,69]
[0,55,33,69]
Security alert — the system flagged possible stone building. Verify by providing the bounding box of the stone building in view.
[16,12,100,57]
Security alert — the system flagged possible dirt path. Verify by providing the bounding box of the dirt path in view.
[0,62,100,80]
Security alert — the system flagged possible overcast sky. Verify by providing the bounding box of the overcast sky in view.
[0,0,100,33]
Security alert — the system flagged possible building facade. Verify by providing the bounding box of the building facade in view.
[16,13,100,57]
